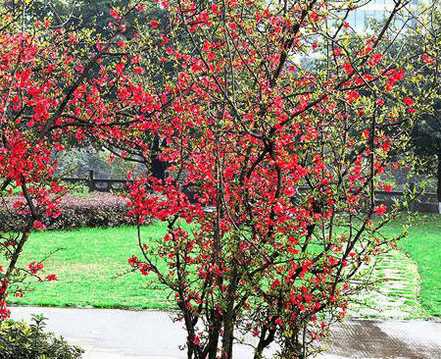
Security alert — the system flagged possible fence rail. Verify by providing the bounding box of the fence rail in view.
[60,170,133,192]
[60,171,440,213]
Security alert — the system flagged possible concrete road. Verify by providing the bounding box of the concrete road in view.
[9,306,441,359]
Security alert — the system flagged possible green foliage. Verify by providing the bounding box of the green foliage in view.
[56,147,139,179]
[0,315,83,359]
[402,4,441,174]
[412,105,441,158]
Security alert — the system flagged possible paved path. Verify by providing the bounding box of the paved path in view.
[10,306,441,359]
[349,250,428,320]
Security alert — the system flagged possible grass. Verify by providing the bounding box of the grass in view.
[8,224,174,310]
[6,215,441,317]
[386,214,441,317]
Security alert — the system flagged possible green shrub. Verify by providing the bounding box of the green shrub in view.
[0,315,83,359]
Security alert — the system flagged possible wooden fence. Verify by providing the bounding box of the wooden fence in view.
[61,170,133,192]
[60,171,440,213]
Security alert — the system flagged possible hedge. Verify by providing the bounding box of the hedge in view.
[0,192,138,231]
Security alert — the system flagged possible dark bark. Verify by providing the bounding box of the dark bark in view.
[1,231,30,303]
[222,316,235,359]
[437,154,441,209]
[205,310,222,359]
[151,135,168,180]
[254,326,276,359]
[221,272,239,359]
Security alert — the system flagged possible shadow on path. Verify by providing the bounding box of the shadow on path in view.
[10,307,441,359]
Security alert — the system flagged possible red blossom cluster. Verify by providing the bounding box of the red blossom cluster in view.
[27,261,44,275]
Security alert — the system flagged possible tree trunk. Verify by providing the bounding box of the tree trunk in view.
[206,310,222,359]
[221,273,238,359]
[1,231,30,306]
[151,135,168,180]
[254,326,276,359]
[222,316,234,359]
[437,154,441,214]
[5,231,30,279]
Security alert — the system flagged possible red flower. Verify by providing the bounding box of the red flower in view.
[403,97,414,106]
[192,335,201,346]
[150,19,160,29]
[309,11,319,22]
[27,261,44,275]
[128,255,138,267]
[0,279,8,295]
[0,300,10,320]
[32,220,46,230]
[374,204,387,216]
[275,318,283,327]
[135,4,146,13]
[116,40,126,48]
[385,68,405,91]
[115,62,125,76]
[46,274,58,281]
[139,263,151,276]
[109,8,121,20]
[346,90,360,103]
[342,63,353,75]
[421,53,434,65]
[271,279,281,290]
[376,98,385,107]
[368,53,383,67]
[383,184,393,193]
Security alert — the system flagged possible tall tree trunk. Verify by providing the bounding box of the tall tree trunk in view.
[437,154,441,214]
[254,326,276,359]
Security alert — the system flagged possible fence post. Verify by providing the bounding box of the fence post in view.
[88,170,95,192]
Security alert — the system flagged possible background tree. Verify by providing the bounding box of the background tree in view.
[384,1,441,210]
[409,4,441,211]
[412,104,441,211]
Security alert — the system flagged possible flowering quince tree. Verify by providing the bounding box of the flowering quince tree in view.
[0,26,65,321]
[119,0,421,358]
[0,0,423,358]
[0,2,152,320]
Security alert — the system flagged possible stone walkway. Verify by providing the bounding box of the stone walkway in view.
[10,306,441,359]
[349,250,428,320]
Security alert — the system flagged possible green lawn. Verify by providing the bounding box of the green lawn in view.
[6,216,441,317]
[391,215,441,317]
[8,224,174,310]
